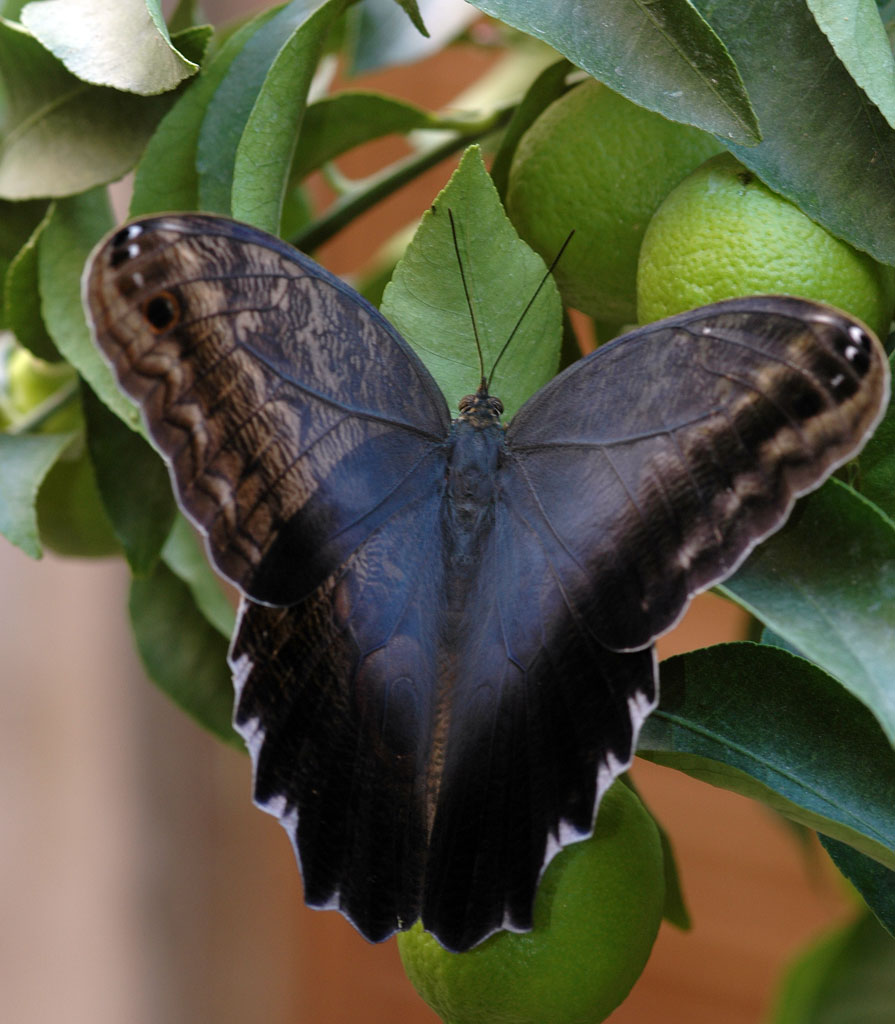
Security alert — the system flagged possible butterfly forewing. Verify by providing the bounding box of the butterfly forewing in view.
[506,296,890,652]
[84,215,451,605]
[84,214,889,954]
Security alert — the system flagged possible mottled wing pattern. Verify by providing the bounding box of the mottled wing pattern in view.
[84,214,451,605]
[506,296,890,652]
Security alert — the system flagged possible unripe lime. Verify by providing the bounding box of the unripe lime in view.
[397,781,665,1024]
[636,152,895,338]
[506,79,723,325]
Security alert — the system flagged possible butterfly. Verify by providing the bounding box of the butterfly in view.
[83,212,889,952]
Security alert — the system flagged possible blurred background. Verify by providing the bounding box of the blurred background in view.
[1,1,852,1021]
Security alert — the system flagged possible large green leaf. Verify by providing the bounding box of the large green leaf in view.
[38,189,141,429]
[720,480,895,746]
[469,0,759,144]
[623,775,691,930]
[0,197,48,329]
[197,0,350,231]
[3,204,58,360]
[640,643,895,870]
[290,91,476,182]
[820,834,895,938]
[0,430,74,556]
[693,0,895,264]
[129,560,239,748]
[82,384,175,575]
[381,145,561,418]
[161,514,236,640]
[806,0,895,130]
[0,17,185,198]
[130,8,279,215]
[770,912,895,1024]
[19,0,199,94]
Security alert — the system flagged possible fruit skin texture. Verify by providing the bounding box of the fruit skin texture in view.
[506,79,722,325]
[637,152,895,339]
[397,781,665,1024]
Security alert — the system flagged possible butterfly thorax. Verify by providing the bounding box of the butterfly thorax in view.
[444,387,505,574]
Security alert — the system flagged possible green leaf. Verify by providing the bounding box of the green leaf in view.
[0,197,48,328]
[0,430,74,556]
[381,145,562,418]
[622,775,691,930]
[806,0,895,130]
[38,188,142,429]
[856,351,895,519]
[720,480,895,746]
[130,8,279,215]
[161,514,236,639]
[640,643,895,871]
[290,91,472,182]
[197,0,350,230]
[82,384,175,575]
[489,58,573,200]
[469,0,759,144]
[692,0,895,265]
[4,204,59,360]
[770,912,895,1024]
[346,0,476,74]
[169,0,201,34]
[129,559,240,748]
[19,0,199,95]
[820,834,895,937]
[0,17,186,199]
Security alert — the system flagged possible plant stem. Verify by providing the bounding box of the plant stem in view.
[292,105,516,253]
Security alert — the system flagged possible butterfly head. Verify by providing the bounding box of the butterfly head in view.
[458,381,503,429]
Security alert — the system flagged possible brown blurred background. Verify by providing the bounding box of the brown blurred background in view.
[0,2,851,1021]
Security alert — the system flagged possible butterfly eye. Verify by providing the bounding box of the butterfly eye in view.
[142,291,180,333]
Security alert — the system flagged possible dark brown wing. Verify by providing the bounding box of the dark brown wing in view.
[83,214,451,605]
[505,296,890,652]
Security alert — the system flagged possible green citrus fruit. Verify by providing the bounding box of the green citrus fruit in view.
[36,440,121,558]
[397,781,665,1024]
[506,79,723,325]
[636,152,895,338]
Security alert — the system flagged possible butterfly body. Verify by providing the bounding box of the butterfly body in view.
[84,213,889,952]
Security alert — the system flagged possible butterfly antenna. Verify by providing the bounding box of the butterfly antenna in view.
[487,229,575,390]
[448,208,487,388]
